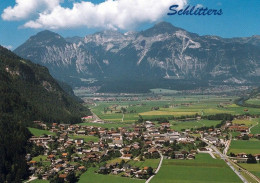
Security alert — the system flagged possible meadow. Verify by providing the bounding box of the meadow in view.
[151,153,242,183]
[28,127,54,136]
[170,119,221,131]
[238,163,260,178]
[78,122,133,129]
[228,139,260,154]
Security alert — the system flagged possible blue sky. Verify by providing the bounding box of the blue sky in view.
[0,0,259,50]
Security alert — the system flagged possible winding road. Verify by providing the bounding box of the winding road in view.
[145,152,163,183]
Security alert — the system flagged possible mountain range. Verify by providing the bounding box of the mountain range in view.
[14,22,260,92]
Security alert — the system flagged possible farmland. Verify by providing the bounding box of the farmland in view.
[238,163,260,178]
[90,95,260,123]
[151,154,242,183]
[78,122,133,129]
[170,120,221,131]
[228,139,260,154]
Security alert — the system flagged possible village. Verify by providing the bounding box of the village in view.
[26,114,260,182]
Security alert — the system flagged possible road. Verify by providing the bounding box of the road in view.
[202,138,248,183]
[223,133,232,156]
[249,122,259,133]
[145,152,163,183]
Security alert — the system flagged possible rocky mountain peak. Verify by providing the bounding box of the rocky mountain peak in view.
[141,21,184,37]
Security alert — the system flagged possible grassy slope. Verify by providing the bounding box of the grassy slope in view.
[28,127,54,136]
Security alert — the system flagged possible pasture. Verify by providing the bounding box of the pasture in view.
[170,120,221,131]
[28,127,54,136]
[228,139,260,154]
[151,153,242,183]
[238,163,260,178]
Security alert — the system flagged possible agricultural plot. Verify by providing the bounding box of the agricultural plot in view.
[232,119,258,126]
[151,154,242,183]
[238,163,260,178]
[78,122,133,129]
[90,95,260,123]
[78,168,145,183]
[170,120,221,131]
[28,127,54,136]
[228,140,260,154]
[245,97,260,105]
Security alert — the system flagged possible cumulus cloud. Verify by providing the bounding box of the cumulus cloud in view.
[2,0,61,21]
[2,0,187,30]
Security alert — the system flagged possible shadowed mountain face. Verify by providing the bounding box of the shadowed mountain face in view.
[0,46,90,123]
[14,22,260,92]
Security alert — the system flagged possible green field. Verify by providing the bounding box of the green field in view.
[228,140,260,154]
[245,97,260,105]
[151,154,242,183]
[32,155,48,162]
[171,120,221,131]
[69,135,99,142]
[239,163,260,178]
[28,127,54,136]
[78,122,133,129]
[90,95,260,123]
[232,119,258,126]
[78,168,145,183]
[250,118,260,134]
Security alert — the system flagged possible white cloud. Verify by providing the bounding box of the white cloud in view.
[2,0,187,30]
[2,0,61,21]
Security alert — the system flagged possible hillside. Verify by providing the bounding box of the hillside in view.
[0,45,90,124]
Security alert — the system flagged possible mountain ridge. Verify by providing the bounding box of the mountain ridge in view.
[14,21,260,92]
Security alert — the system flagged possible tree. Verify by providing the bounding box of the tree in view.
[242,135,249,140]
[147,167,153,176]
[67,172,78,183]
[247,154,257,164]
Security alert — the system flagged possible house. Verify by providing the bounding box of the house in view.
[237,153,247,158]
[122,154,132,160]
[174,151,184,159]
[113,136,123,147]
